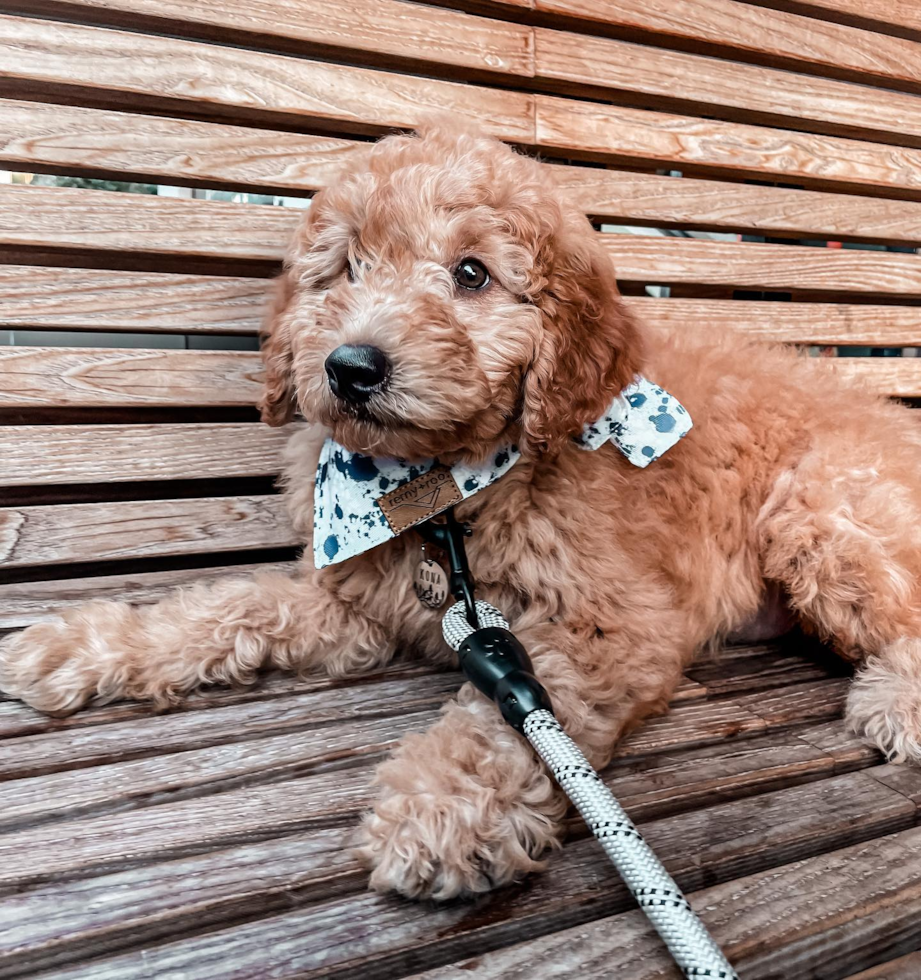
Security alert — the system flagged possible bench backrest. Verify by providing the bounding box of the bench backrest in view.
[2,0,921,628]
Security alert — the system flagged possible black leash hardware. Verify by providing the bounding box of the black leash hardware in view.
[422,507,553,731]
[417,507,478,627]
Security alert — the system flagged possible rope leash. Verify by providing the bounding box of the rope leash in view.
[442,599,739,980]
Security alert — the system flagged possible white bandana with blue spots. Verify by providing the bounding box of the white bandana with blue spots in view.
[314,375,691,568]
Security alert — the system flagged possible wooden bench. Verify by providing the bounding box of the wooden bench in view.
[3,1,921,976]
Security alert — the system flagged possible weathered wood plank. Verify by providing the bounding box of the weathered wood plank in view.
[0,494,296,568]
[0,264,266,334]
[685,646,839,696]
[32,768,911,979]
[535,94,921,199]
[0,711,441,831]
[557,167,921,247]
[0,99,362,197]
[0,14,533,140]
[844,951,921,979]
[532,0,921,91]
[0,662,444,739]
[12,186,921,303]
[534,26,921,147]
[0,675,459,780]
[14,0,534,78]
[0,347,263,407]
[613,678,847,762]
[0,561,299,630]
[413,824,921,979]
[753,0,921,41]
[0,829,363,979]
[627,297,921,347]
[603,233,921,296]
[7,99,921,247]
[0,184,296,262]
[0,423,291,486]
[0,767,372,890]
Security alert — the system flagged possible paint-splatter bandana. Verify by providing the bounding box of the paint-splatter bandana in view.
[313,375,691,567]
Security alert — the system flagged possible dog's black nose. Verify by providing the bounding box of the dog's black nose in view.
[324,344,391,403]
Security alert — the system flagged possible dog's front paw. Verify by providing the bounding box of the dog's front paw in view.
[355,787,557,901]
[0,603,134,715]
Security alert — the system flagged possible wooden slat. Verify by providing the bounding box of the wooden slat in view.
[0,676,458,781]
[535,95,921,200]
[0,14,533,140]
[0,720,880,976]
[7,100,921,248]
[9,187,921,300]
[557,166,921,246]
[627,297,921,347]
[0,713,440,828]
[0,184,296,263]
[533,26,921,148]
[0,561,299,630]
[0,99,364,197]
[753,0,921,41]
[844,952,921,979]
[14,0,534,78]
[602,233,921,296]
[0,423,291,486]
[0,828,365,978]
[414,823,921,979]
[33,768,913,979]
[0,265,266,335]
[531,0,921,91]
[0,494,295,568]
[0,348,263,408]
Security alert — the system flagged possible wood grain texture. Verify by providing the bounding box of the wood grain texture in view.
[0,562,299,630]
[0,265,266,334]
[0,98,365,196]
[414,823,921,979]
[536,94,921,199]
[625,297,921,346]
[556,166,921,246]
[752,0,921,40]
[0,423,291,486]
[16,0,534,78]
[844,951,921,979]
[0,726,879,977]
[0,348,264,408]
[534,26,921,147]
[36,768,911,979]
[8,99,921,246]
[0,14,533,139]
[0,494,296,568]
[0,184,297,263]
[0,828,364,978]
[602,233,921,296]
[533,0,921,91]
[0,712,441,830]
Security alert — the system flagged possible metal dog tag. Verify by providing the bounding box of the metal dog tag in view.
[414,556,449,609]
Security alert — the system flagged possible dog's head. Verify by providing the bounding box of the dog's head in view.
[260,120,642,461]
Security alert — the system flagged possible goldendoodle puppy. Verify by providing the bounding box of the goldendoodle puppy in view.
[3,120,921,900]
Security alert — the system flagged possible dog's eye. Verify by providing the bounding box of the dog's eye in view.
[346,261,356,283]
[454,259,490,291]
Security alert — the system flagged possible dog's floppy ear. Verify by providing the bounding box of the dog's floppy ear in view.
[521,212,643,457]
[258,268,297,427]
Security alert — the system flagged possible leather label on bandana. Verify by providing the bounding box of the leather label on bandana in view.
[377,465,462,534]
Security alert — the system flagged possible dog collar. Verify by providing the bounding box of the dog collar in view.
[313,375,691,568]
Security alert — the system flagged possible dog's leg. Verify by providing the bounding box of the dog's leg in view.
[759,452,921,763]
[357,621,686,899]
[0,570,395,715]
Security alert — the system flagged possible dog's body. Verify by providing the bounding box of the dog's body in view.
[4,123,921,900]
